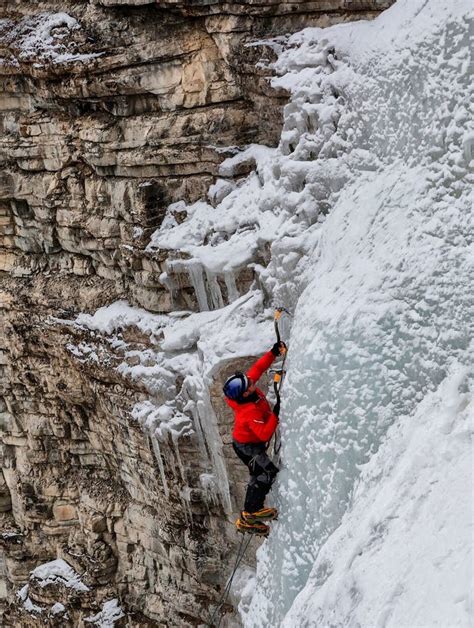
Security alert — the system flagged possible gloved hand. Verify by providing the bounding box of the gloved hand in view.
[273,400,280,417]
[271,341,287,356]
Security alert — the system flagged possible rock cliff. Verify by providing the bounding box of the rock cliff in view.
[0,1,392,625]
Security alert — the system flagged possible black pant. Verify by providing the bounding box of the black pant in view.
[232,441,279,513]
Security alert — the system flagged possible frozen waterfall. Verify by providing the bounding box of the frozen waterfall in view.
[241,1,473,625]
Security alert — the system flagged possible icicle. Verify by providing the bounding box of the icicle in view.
[150,436,169,498]
[195,390,232,513]
[205,270,224,310]
[171,432,187,485]
[183,396,210,462]
[224,270,240,303]
[188,262,209,311]
[200,473,220,508]
[182,373,232,513]
[179,486,193,527]
[172,433,193,527]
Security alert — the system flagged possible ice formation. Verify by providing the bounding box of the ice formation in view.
[242,1,473,625]
[281,363,472,627]
[66,0,472,624]
[71,293,275,512]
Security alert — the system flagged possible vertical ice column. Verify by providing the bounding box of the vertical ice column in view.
[186,373,232,513]
[187,261,210,311]
[170,259,238,311]
[149,435,169,498]
[224,270,240,303]
[205,270,225,310]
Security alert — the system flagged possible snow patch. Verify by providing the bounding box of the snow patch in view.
[50,602,67,616]
[76,300,170,340]
[85,599,125,627]
[16,559,87,617]
[0,13,101,67]
[17,584,43,615]
[31,559,89,592]
[131,400,193,441]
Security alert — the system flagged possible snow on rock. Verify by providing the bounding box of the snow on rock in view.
[16,559,87,617]
[146,144,288,276]
[17,584,43,615]
[0,12,101,67]
[85,599,125,627]
[71,291,274,511]
[50,602,67,616]
[131,400,194,441]
[30,558,90,591]
[75,300,170,341]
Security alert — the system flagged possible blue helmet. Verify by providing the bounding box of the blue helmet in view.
[223,372,248,400]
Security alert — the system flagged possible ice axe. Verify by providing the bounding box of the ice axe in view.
[272,307,291,457]
[273,307,291,345]
[273,307,290,396]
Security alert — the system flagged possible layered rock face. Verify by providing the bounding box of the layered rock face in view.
[0,1,392,625]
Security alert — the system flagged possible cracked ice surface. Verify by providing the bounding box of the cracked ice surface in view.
[244,0,473,625]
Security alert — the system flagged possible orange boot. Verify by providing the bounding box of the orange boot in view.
[241,507,278,524]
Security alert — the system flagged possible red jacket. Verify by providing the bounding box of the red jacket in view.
[227,351,278,444]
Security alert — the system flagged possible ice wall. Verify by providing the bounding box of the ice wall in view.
[242,1,473,625]
[281,363,472,628]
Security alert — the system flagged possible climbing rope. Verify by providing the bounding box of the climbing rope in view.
[208,533,252,627]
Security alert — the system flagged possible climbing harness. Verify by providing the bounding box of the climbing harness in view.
[272,307,290,457]
[208,533,252,627]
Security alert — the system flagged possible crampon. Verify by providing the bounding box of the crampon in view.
[235,518,269,536]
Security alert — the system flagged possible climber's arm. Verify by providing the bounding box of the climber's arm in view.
[246,351,275,383]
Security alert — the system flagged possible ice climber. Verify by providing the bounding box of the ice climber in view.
[223,341,286,536]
